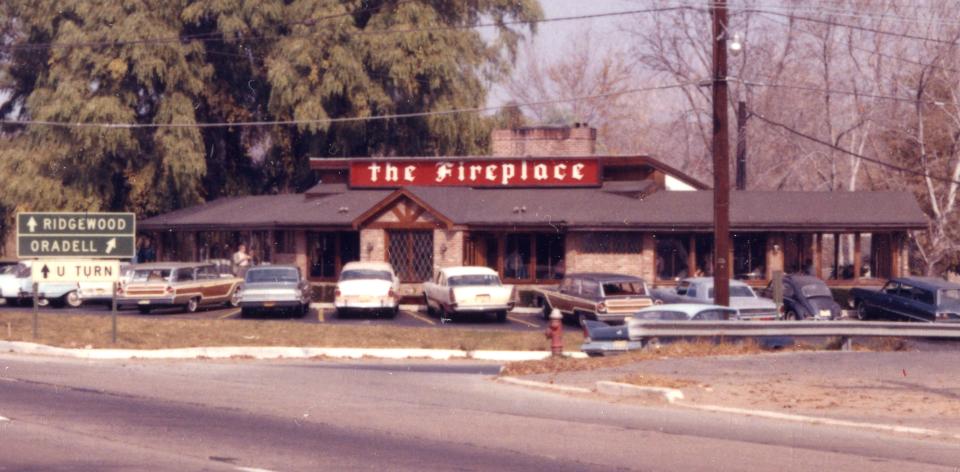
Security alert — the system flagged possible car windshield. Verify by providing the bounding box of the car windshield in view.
[602,281,647,296]
[132,269,172,282]
[938,288,960,305]
[448,274,501,286]
[708,286,755,298]
[693,309,732,320]
[340,269,393,281]
[246,268,299,283]
[800,283,832,298]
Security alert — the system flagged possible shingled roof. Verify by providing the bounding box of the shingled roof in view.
[140,184,928,232]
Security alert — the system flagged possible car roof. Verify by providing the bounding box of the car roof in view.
[635,303,737,315]
[131,262,210,270]
[566,272,645,282]
[784,274,827,286]
[342,261,395,272]
[441,266,499,277]
[247,264,299,271]
[893,276,960,291]
[678,277,748,287]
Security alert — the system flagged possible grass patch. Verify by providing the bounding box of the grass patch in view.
[0,311,582,351]
[501,340,767,377]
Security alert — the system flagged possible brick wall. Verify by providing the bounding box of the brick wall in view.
[564,232,651,282]
[360,229,385,262]
[491,125,596,157]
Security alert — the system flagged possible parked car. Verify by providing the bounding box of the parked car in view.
[534,273,655,324]
[581,304,738,356]
[77,262,132,306]
[0,261,81,308]
[334,261,400,318]
[760,275,840,321]
[238,265,311,318]
[850,276,960,322]
[423,266,515,322]
[653,277,779,320]
[116,262,242,314]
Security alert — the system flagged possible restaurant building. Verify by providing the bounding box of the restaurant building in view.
[139,125,928,296]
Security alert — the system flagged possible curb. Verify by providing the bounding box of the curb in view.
[678,403,960,441]
[497,376,592,394]
[495,376,960,440]
[310,303,541,314]
[0,340,586,362]
[595,381,684,403]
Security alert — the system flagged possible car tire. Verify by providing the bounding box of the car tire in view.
[855,301,869,321]
[424,294,435,317]
[138,306,151,314]
[575,311,589,327]
[440,305,452,324]
[389,306,399,319]
[586,351,604,358]
[185,297,200,313]
[240,307,252,318]
[227,289,241,308]
[785,309,800,321]
[64,291,82,309]
[301,304,309,318]
[536,297,551,320]
[496,310,507,323]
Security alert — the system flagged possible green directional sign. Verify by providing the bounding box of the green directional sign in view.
[16,212,136,258]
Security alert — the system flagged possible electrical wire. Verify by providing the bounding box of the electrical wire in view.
[745,8,960,47]
[732,78,951,106]
[0,82,694,129]
[749,109,960,186]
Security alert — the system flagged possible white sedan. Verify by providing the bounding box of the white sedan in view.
[334,262,400,318]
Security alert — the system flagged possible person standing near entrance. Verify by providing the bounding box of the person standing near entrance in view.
[232,243,252,276]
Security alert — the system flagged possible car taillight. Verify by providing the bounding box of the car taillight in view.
[165,286,174,294]
[597,302,607,313]
[116,285,123,295]
[334,288,341,297]
[449,287,456,303]
[388,288,396,299]
[582,320,590,339]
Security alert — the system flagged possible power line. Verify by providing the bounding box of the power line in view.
[0,82,694,129]
[746,8,960,47]
[734,78,951,106]
[742,2,960,28]
[752,12,960,76]
[1,5,702,53]
[749,109,960,186]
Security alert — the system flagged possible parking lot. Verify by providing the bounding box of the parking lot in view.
[0,301,549,332]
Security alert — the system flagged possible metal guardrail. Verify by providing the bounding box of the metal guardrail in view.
[626,320,960,341]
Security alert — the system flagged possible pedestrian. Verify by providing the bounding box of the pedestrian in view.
[232,243,252,276]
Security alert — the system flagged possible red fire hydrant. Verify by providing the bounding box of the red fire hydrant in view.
[545,309,564,357]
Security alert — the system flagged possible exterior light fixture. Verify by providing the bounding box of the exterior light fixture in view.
[729,33,743,56]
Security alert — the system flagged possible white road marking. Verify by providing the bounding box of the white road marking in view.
[507,316,540,328]
[218,309,241,320]
[0,415,9,422]
[234,467,278,472]
[404,310,436,326]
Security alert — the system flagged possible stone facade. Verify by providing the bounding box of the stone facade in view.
[491,125,596,157]
[563,232,650,282]
[360,229,385,262]
[433,229,464,270]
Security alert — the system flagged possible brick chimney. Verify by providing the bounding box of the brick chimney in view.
[491,123,597,157]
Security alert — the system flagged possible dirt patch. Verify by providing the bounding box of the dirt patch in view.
[0,311,582,351]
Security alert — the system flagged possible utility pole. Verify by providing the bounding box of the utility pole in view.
[711,0,731,307]
[736,100,747,190]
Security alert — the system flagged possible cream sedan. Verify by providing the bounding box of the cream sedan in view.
[334,262,401,318]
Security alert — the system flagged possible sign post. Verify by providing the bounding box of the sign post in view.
[17,212,133,342]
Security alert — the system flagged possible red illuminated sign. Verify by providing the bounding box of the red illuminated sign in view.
[349,158,600,188]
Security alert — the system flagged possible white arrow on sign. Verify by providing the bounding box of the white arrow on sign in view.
[105,238,116,254]
[27,217,37,233]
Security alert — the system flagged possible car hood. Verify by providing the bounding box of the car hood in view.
[729,296,777,310]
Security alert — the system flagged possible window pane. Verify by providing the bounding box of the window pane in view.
[733,233,766,280]
[695,235,714,276]
[535,233,564,280]
[655,235,689,280]
[505,234,532,280]
[388,231,434,282]
[341,232,360,266]
[309,233,337,278]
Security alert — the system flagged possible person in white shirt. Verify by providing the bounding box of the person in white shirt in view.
[232,243,252,276]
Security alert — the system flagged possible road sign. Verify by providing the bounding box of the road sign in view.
[32,259,121,283]
[17,212,135,258]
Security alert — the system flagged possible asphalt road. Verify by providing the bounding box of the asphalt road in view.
[0,355,958,471]
[0,302,548,331]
